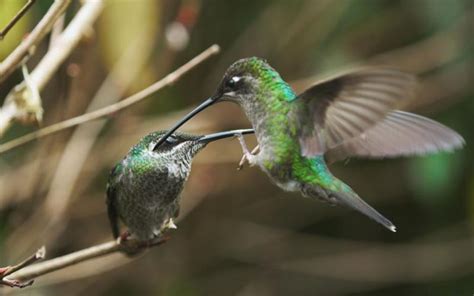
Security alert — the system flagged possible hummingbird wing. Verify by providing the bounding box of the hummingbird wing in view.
[325,110,465,163]
[106,164,122,239]
[106,184,120,239]
[293,68,416,157]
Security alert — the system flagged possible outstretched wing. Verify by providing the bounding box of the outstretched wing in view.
[325,110,465,163]
[293,68,416,157]
[106,164,123,239]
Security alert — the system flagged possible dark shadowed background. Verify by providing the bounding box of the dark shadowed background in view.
[0,0,473,295]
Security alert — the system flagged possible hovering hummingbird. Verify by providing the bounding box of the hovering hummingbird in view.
[106,128,254,241]
[154,57,465,232]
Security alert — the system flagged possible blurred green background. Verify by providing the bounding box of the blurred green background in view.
[0,0,473,295]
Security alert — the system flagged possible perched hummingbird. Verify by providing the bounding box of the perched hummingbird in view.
[155,57,465,232]
[106,128,254,241]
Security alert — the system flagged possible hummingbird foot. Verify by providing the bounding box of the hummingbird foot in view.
[117,230,132,245]
[0,266,9,276]
[238,145,259,170]
[117,231,151,256]
[236,134,258,169]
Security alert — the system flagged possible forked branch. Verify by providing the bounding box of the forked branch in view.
[0,246,45,288]
[0,0,71,83]
[3,237,168,288]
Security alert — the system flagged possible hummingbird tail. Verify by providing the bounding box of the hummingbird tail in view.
[303,180,396,232]
[332,189,396,232]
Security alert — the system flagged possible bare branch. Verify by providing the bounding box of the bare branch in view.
[5,238,168,285]
[0,246,45,288]
[48,15,65,49]
[1,246,46,278]
[30,0,104,92]
[0,0,37,40]
[0,44,221,154]
[0,0,71,83]
[0,0,104,137]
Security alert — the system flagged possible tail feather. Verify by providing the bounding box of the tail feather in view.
[333,189,396,232]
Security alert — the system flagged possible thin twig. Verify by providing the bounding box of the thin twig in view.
[0,246,45,288]
[0,0,36,40]
[1,246,46,278]
[30,0,104,92]
[5,238,168,284]
[0,44,220,154]
[0,0,103,137]
[0,0,71,84]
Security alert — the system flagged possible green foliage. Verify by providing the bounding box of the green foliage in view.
[409,152,463,206]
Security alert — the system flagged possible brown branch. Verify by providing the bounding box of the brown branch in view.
[0,0,104,137]
[0,0,37,40]
[0,246,45,288]
[29,0,104,92]
[48,14,65,49]
[4,238,168,286]
[0,0,71,84]
[0,44,221,154]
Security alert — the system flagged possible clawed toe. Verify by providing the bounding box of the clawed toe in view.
[117,230,131,245]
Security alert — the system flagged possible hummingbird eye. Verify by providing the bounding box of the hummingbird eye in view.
[165,135,178,144]
[152,135,179,151]
[225,76,242,90]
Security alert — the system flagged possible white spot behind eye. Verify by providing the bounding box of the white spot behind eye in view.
[225,76,242,94]
[166,135,178,144]
[231,76,241,83]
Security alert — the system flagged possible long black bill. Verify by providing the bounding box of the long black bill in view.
[198,129,254,143]
[155,97,217,147]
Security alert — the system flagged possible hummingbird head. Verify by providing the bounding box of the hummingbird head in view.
[154,58,292,147]
[142,129,254,159]
[213,57,269,103]
[213,57,294,104]
[141,131,205,159]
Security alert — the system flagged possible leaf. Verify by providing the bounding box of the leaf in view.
[408,152,463,206]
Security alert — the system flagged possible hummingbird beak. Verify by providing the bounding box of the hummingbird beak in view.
[155,97,218,147]
[198,128,254,143]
